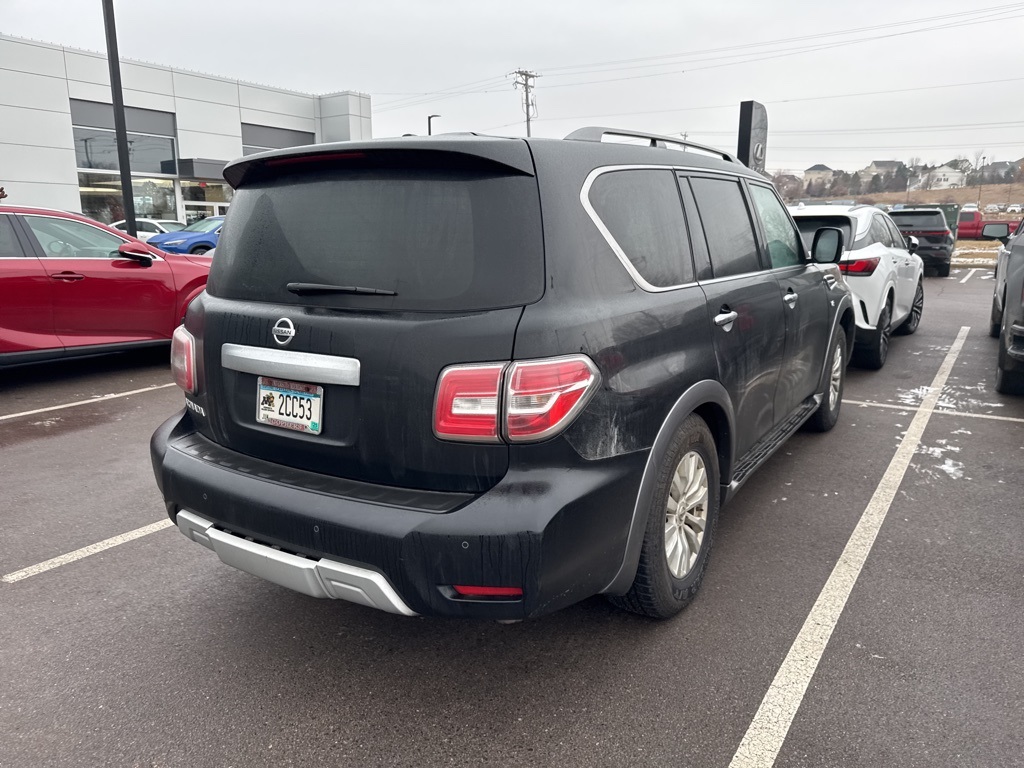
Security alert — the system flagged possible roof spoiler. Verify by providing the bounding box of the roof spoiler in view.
[564,126,738,164]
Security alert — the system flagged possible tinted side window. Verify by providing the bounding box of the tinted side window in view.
[588,170,694,287]
[0,216,27,258]
[869,215,893,246]
[749,185,803,268]
[884,218,906,250]
[23,216,125,258]
[689,177,761,277]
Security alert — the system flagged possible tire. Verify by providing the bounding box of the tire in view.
[609,415,720,619]
[855,301,891,370]
[190,246,211,255]
[806,331,846,433]
[995,336,1024,395]
[895,281,924,335]
[936,262,951,278]
[990,292,1004,339]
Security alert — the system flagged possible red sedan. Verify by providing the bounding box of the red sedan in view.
[0,206,211,367]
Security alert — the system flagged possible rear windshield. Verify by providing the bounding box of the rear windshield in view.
[207,167,543,311]
[890,212,946,229]
[792,216,853,251]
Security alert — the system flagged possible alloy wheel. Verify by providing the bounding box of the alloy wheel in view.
[664,451,709,579]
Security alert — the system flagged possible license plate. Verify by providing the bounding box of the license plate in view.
[256,376,323,435]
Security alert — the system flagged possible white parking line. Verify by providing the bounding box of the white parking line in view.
[960,268,979,284]
[729,326,970,768]
[845,398,1024,424]
[1,519,174,584]
[0,383,175,422]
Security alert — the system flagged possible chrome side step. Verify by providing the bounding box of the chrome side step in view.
[175,510,416,616]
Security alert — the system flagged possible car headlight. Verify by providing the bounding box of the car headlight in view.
[163,239,186,246]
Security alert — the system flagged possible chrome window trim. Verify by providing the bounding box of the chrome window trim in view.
[221,343,361,387]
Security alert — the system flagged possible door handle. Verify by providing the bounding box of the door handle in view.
[50,272,84,281]
[714,310,738,327]
[783,291,798,307]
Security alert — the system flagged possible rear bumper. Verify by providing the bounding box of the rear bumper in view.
[151,412,646,619]
[916,246,952,266]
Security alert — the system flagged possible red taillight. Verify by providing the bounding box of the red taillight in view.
[433,355,601,444]
[505,356,600,442]
[433,364,505,442]
[171,325,196,394]
[266,152,366,167]
[452,585,523,598]
[839,256,881,276]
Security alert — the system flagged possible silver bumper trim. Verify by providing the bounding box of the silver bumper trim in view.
[221,343,360,386]
[175,511,416,616]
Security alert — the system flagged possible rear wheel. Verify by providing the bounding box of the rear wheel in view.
[936,262,951,278]
[610,415,719,619]
[990,292,1004,338]
[856,301,891,370]
[896,281,924,335]
[995,336,1024,395]
[190,246,211,255]
[806,332,846,432]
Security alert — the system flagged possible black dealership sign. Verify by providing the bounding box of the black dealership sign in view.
[737,101,768,174]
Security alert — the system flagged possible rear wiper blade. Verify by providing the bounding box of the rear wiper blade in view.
[286,282,397,296]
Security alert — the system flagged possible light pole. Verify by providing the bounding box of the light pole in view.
[427,115,440,136]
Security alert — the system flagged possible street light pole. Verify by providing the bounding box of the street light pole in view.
[427,114,440,136]
[101,0,136,236]
[978,155,986,207]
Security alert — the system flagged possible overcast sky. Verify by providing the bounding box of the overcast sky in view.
[4,0,1023,173]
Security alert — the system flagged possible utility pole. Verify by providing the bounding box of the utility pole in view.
[511,70,539,137]
[427,114,440,136]
[101,0,137,237]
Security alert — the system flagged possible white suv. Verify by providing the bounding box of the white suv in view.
[112,218,186,242]
[791,205,924,369]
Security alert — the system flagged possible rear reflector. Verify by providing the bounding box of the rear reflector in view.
[839,256,881,276]
[505,356,600,442]
[452,585,524,598]
[170,325,196,394]
[433,364,505,442]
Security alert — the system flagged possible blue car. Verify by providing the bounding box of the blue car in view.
[148,216,223,254]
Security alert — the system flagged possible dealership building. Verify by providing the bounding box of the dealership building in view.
[0,33,372,225]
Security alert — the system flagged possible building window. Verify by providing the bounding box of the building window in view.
[73,127,177,175]
[78,173,178,224]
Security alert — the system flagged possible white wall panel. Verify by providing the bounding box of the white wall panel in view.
[66,79,112,104]
[63,51,109,86]
[122,62,174,95]
[176,129,242,161]
[0,105,75,149]
[174,98,241,138]
[0,142,77,185]
[172,72,239,105]
[123,89,177,113]
[239,85,314,118]
[319,115,351,143]
[0,69,69,112]
[0,179,82,212]
[239,108,315,134]
[0,37,65,78]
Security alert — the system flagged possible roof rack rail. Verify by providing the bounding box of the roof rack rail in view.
[564,126,738,164]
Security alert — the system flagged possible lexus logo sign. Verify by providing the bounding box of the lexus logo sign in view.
[272,318,295,346]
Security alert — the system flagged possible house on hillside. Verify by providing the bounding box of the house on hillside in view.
[857,160,905,184]
[979,160,1022,181]
[909,163,966,191]
[803,164,833,187]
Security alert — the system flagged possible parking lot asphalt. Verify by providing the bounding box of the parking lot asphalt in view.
[1,269,1021,768]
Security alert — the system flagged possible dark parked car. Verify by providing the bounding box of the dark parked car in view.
[983,222,1024,394]
[151,129,854,620]
[888,208,955,276]
[0,206,210,367]
[989,218,1024,338]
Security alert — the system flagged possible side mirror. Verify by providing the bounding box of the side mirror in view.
[905,235,919,254]
[811,227,845,264]
[117,241,153,266]
[981,222,1011,244]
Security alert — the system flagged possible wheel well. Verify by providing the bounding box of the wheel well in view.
[693,402,731,484]
[839,306,856,354]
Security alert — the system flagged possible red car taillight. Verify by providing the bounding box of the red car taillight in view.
[433,363,506,443]
[839,256,881,276]
[171,325,197,395]
[505,356,600,442]
[433,355,600,444]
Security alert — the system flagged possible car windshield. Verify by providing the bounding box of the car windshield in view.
[890,212,946,229]
[160,221,186,231]
[181,218,222,233]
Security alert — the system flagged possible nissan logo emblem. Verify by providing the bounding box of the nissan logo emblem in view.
[272,318,295,346]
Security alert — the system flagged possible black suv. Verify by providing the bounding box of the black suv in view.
[888,208,955,276]
[151,128,854,620]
